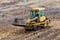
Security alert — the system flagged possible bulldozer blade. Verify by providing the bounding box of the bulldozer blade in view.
[12,23,26,27]
[12,18,26,27]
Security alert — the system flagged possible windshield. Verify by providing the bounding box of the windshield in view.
[30,10,39,19]
[40,10,45,16]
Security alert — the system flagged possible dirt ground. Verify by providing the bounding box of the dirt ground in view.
[0,0,60,40]
[0,20,60,40]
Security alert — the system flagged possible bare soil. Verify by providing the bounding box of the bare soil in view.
[0,0,60,40]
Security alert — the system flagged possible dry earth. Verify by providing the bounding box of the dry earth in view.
[0,0,60,40]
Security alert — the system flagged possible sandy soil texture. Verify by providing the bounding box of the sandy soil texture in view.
[0,0,60,40]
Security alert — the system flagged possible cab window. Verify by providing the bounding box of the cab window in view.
[40,10,45,16]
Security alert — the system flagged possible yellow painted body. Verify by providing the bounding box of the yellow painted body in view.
[12,8,50,30]
[25,16,50,29]
[24,8,50,30]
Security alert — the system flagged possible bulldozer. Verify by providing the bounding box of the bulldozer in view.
[12,8,50,31]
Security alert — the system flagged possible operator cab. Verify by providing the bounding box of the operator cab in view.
[30,8,46,19]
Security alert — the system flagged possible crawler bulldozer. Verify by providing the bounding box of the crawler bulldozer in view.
[12,8,50,31]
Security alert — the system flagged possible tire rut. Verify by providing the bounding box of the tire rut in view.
[22,27,53,40]
[10,27,52,40]
[25,27,54,40]
[53,35,60,40]
[0,26,53,40]
[42,29,60,40]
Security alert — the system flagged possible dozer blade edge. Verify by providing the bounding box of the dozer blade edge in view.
[12,24,26,27]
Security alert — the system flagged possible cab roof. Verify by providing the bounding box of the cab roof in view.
[31,8,45,11]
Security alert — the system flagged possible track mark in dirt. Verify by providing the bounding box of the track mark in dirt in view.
[1,27,60,40]
[0,0,20,7]
[21,27,53,40]
[41,29,60,40]
[6,26,51,40]
[53,35,60,40]
[12,30,41,40]
[25,27,54,40]
[55,37,60,40]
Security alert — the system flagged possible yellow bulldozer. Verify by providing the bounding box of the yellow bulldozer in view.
[12,8,50,31]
